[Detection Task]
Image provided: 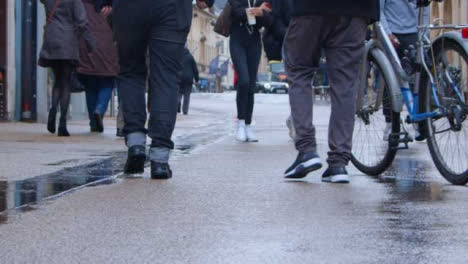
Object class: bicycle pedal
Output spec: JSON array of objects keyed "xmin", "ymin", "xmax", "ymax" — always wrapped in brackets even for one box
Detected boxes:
[{"xmin": 389, "ymin": 132, "xmax": 412, "ymax": 150}]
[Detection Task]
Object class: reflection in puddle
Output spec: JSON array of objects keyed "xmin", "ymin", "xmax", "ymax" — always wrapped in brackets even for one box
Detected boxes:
[
  {"xmin": 0, "ymin": 140, "xmax": 214, "ymax": 224},
  {"xmin": 380, "ymin": 157, "xmax": 444, "ymax": 202},
  {"xmin": 0, "ymin": 153, "xmax": 127, "ymax": 224},
  {"xmin": 376, "ymin": 157, "xmax": 451, "ymax": 259},
  {"xmin": 0, "ymin": 117, "xmax": 230, "ymax": 224}
]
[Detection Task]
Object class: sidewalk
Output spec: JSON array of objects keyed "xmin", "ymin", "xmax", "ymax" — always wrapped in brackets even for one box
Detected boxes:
[
  {"xmin": 0, "ymin": 97, "xmax": 230, "ymax": 182},
  {"xmin": 1, "ymin": 93, "xmax": 464, "ymax": 264}
]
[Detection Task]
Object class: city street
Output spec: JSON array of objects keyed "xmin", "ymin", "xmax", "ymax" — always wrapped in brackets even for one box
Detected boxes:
[{"xmin": 1, "ymin": 93, "xmax": 468, "ymax": 263}]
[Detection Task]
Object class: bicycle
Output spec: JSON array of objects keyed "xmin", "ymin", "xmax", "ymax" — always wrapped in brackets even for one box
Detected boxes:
[{"xmin": 351, "ymin": 0, "xmax": 468, "ymax": 185}]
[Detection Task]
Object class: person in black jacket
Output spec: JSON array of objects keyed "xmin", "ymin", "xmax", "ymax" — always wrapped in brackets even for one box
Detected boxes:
[
  {"xmin": 283, "ymin": 0, "xmax": 379, "ymax": 183},
  {"xmin": 178, "ymin": 48, "xmax": 199, "ymax": 115},
  {"xmin": 262, "ymin": 0, "xmax": 292, "ymax": 61},
  {"xmin": 230, "ymin": 0, "xmax": 272, "ymax": 143},
  {"xmin": 113, "ymin": 0, "xmax": 213, "ymax": 180}
]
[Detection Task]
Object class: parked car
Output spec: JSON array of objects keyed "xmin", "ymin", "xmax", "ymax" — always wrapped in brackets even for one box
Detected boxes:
[
  {"xmin": 256, "ymin": 72, "xmax": 289, "ymax": 94},
  {"xmin": 269, "ymin": 61, "xmax": 288, "ymax": 82}
]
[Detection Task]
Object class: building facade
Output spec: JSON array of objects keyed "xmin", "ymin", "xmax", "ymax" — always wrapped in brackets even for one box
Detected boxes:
[{"xmin": 187, "ymin": 7, "xmax": 231, "ymax": 91}]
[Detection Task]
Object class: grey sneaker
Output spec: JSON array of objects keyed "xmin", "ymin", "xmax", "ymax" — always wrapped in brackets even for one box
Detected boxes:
[
  {"xmin": 322, "ymin": 167, "xmax": 349, "ymax": 184},
  {"xmin": 284, "ymin": 151, "xmax": 322, "ymax": 179}
]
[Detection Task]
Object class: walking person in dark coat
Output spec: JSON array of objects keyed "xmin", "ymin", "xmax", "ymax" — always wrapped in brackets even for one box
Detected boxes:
[
  {"xmin": 112, "ymin": 0, "xmax": 213, "ymax": 179},
  {"xmin": 178, "ymin": 48, "xmax": 199, "ymax": 115},
  {"xmin": 39, "ymin": 0, "xmax": 95, "ymax": 136},
  {"xmin": 283, "ymin": 0, "xmax": 379, "ymax": 183},
  {"xmin": 77, "ymin": 0, "xmax": 119, "ymax": 133},
  {"xmin": 262, "ymin": 0, "xmax": 292, "ymax": 61}
]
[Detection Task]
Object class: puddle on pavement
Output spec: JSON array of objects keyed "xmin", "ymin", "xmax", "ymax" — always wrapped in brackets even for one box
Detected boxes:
[
  {"xmin": 379, "ymin": 157, "xmax": 445, "ymax": 202},
  {"xmin": 0, "ymin": 118, "xmax": 230, "ymax": 224},
  {"xmin": 0, "ymin": 152, "xmax": 127, "ymax": 224},
  {"xmin": 374, "ymin": 157, "xmax": 452, "ymax": 252}
]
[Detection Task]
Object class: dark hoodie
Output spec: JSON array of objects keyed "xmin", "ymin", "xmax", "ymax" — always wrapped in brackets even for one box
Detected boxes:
[
  {"xmin": 292, "ymin": 0, "xmax": 380, "ymax": 22},
  {"xmin": 180, "ymin": 48, "xmax": 199, "ymax": 88}
]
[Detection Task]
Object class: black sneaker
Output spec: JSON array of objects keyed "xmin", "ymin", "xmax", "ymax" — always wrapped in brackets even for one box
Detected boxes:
[
  {"xmin": 284, "ymin": 151, "xmax": 322, "ymax": 179},
  {"xmin": 151, "ymin": 162, "xmax": 172, "ymax": 180},
  {"xmin": 322, "ymin": 167, "xmax": 349, "ymax": 183},
  {"xmin": 124, "ymin": 145, "xmax": 146, "ymax": 174},
  {"xmin": 116, "ymin": 128, "xmax": 124, "ymax": 137}
]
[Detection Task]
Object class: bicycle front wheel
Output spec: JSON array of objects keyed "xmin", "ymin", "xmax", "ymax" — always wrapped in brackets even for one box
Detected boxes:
[
  {"xmin": 421, "ymin": 38, "xmax": 468, "ymax": 185},
  {"xmin": 351, "ymin": 48, "xmax": 400, "ymax": 176}
]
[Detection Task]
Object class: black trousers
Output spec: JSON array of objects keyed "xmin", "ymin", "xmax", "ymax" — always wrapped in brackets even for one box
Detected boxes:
[
  {"xmin": 393, "ymin": 33, "xmax": 418, "ymax": 60},
  {"xmin": 113, "ymin": 0, "xmax": 186, "ymax": 149},
  {"xmin": 178, "ymin": 84, "xmax": 192, "ymax": 114},
  {"xmin": 230, "ymin": 25, "xmax": 262, "ymax": 125}
]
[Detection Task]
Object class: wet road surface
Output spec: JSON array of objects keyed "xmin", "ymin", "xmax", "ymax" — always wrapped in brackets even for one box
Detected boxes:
[{"xmin": 0, "ymin": 94, "xmax": 467, "ymax": 263}]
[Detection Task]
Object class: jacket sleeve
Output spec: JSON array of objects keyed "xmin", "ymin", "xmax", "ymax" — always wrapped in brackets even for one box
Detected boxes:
[
  {"xmin": 204, "ymin": 0, "xmax": 214, "ymax": 7},
  {"xmin": 272, "ymin": 0, "xmax": 289, "ymax": 39},
  {"xmin": 254, "ymin": 0, "xmax": 273, "ymax": 28},
  {"xmin": 230, "ymin": 0, "xmax": 248, "ymax": 24},
  {"xmin": 73, "ymin": 0, "xmax": 96, "ymax": 53},
  {"xmin": 380, "ymin": 0, "xmax": 391, "ymax": 34},
  {"xmin": 192, "ymin": 55, "xmax": 200, "ymax": 83}
]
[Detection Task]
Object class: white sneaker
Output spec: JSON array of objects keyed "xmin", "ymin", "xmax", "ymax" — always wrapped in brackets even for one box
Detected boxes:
[
  {"xmin": 245, "ymin": 125, "xmax": 259, "ymax": 142},
  {"xmin": 286, "ymin": 116, "xmax": 296, "ymax": 140},
  {"xmin": 236, "ymin": 120, "xmax": 247, "ymax": 142},
  {"xmin": 383, "ymin": 122, "xmax": 392, "ymax": 141}
]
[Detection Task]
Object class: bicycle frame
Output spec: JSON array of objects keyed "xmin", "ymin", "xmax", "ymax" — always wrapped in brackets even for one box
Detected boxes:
[{"xmin": 368, "ymin": 4, "xmax": 468, "ymax": 124}]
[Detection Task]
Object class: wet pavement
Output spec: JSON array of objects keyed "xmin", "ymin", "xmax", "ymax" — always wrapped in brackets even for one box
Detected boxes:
[{"xmin": 0, "ymin": 93, "xmax": 467, "ymax": 263}]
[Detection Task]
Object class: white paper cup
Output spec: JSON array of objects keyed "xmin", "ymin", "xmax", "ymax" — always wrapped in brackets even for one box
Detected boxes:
[{"xmin": 246, "ymin": 8, "xmax": 256, "ymax": 26}]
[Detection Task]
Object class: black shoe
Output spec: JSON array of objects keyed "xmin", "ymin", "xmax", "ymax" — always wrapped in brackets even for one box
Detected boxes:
[
  {"xmin": 116, "ymin": 128, "xmax": 124, "ymax": 137},
  {"xmin": 284, "ymin": 151, "xmax": 322, "ymax": 179},
  {"xmin": 124, "ymin": 145, "xmax": 146, "ymax": 174},
  {"xmin": 322, "ymin": 167, "xmax": 349, "ymax": 183},
  {"xmin": 57, "ymin": 118, "xmax": 70, "ymax": 137},
  {"xmin": 93, "ymin": 111, "xmax": 104, "ymax": 133},
  {"xmin": 47, "ymin": 109, "xmax": 57, "ymax": 134},
  {"xmin": 151, "ymin": 162, "xmax": 172, "ymax": 179},
  {"xmin": 90, "ymin": 124, "xmax": 100, "ymax": 132},
  {"xmin": 415, "ymin": 122, "xmax": 428, "ymax": 142}
]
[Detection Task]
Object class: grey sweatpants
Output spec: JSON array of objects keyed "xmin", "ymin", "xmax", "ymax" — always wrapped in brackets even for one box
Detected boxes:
[{"xmin": 284, "ymin": 15, "xmax": 367, "ymax": 167}]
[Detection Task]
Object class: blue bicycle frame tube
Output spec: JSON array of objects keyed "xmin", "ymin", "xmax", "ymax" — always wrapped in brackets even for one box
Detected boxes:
[{"xmin": 402, "ymin": 85, "xmax": 439, "ymax": 123}]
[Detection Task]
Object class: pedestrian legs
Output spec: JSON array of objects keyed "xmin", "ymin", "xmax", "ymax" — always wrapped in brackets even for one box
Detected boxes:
[
  {"xmin": 283, "ymin": 16, "xmax": 367, "ymax": 182},
  {"xmin": 113, "ymin": 0, "xmax": 185, "ymax": 178}
]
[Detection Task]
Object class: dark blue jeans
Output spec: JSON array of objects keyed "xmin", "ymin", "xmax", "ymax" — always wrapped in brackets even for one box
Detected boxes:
[
  {"xmin": 79, "ymin": 75, "xmax": 114, "ymax": 126},
  {"xmin": 113, "ymin": 0, "xmax": 186, "ymax": 149}
]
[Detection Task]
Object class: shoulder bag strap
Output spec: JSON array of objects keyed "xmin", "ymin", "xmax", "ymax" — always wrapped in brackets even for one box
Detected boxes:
[{"xmin": 46, "ymin": 0, "xmax": 60, "ymax": 26}]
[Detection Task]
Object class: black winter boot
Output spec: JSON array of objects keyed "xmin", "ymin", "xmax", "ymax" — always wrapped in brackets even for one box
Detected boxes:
[{"xmin": 47, "ymin": 108, "xmax": 57, "ymax": 134}]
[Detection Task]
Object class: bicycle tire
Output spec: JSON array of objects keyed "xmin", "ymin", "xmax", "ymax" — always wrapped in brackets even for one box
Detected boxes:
[
  {"xmin": 351, "ymin": 48, "xmax": 400, "ymax": 176},
  {"xmin": 420, "ymin": 38, "xmax": 468, "ymax": 185}
]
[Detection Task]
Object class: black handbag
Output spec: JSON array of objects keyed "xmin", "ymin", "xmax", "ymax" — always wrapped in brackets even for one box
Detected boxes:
[
  {"xmin": 214, "ymin": 1, "xmax": 232, "ymax": 37},
  {"xmin": 70, "ymin": 71, "xmax": 85, "ymax": 93}
]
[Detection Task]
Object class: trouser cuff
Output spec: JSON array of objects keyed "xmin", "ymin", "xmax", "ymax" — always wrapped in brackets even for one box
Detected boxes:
[
  {"xmin": 149, "ymin": 147, "xmax": 170, "ymax": 163},
  {"xmin": 126, "ymin": 132, "xmax": 146, "ymax": 148}
]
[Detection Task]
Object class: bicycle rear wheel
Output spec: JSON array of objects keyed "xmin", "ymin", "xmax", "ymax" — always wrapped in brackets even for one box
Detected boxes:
[
  {"xmin": 421, "ymin": 38, "xmax": 468, "ymax": 185},
  {"xmin": 351, "ymin": 48, "xmax": 400, "ymax": 176}
]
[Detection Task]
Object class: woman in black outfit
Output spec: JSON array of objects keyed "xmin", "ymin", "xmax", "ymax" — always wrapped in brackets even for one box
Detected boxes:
[
  {"xmin": 39, "ymin": 0, "xmax": 95, "ymax": 136},
  {"xmin": 230, "ymin": 0, "xmax": 271, "ymax": 142}
]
